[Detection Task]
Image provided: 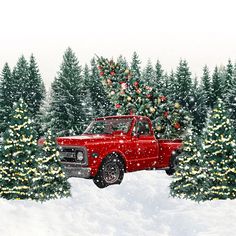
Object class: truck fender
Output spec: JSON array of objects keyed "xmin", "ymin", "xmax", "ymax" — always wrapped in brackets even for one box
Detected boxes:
[{"xmin": 100, "ymin": 151, "xmax": 127, "ymax": 172}]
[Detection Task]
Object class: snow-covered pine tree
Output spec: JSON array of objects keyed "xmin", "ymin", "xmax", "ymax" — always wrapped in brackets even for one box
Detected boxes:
[
  {"xmin": 28, "ymin": 55, "xmax": 46, "ymax": 136},
  {"xmin": 0, "ymin": 99, "xmax": 39, "ymax": 200},
  {"xmin": 154, "ymin": 60, "xmax": 165, "ymax": 95},
  {"xmin": 90, "ymin": 58, "xmax": 114, "ymax": 117},
  {"xmin": 201, "ymin": 65, "xmax": 213, "ymax": 108},
  {"xmin": 82, "ymin": 64, "xmax": 94, "ymax": 127},
  {"xmin": 117, "ymin": 55, "xmax": 128, "ymax": 68},
  {"xmin": 130, "ymin": 52, "xmax": 141, "ymax": 85},
  {"xmin": 201, "ymin": 99, "xmax": 236, "ymax": 200},
  {"xmin": 189, "ymin": 78, "xmax": 207, "ymax": 134},
  {"xmin": 12, "ymin": 56, "xmax": 30, "ymax": 103},
  {"xmin": 225, "ymin": 63, "xmax": 236, "ymax": 124},
  {"xmin": 223, "ymin": 59, "xmax": 233, "ymax": 95},
  {"xmin": 0, "ymin": 63, "xmax": 14, "ymax": 132},
  {"xmin": 142, "ymin": 59, "xmax": 155, "ymax": 87},
  {"xmin": 34, "ymin": 129, "xmax": 71, "ymax": 201},
  {"xmin": 175, "ymin": 59, "xmax": 192, "ymax": 107},
  {"xmin": 27, "ymin": 54, "xmax": 46, "ymax": 115},
  {"xmin": 170, "ymin": 130, "xmax": 206, "ymax": 201},
  {"xmin": 49, "ymin": 48, "xmax": 86, "ymax": 135},
  {"xmin": 165, "ymin": 70, "xmax": 178, "ymax": 101},
  {"xmin": 0, "ymin": 56, "xmax": 45, "ymax": 134},
  {"xmin": 212, "ymin": 66, "xmax": 222, "ymax": 105}
]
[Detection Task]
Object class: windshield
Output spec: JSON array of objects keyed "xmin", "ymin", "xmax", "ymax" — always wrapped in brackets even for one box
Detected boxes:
[{"xmin": 84, "ymin": 118, "xmax": 133, "ymax": 135}]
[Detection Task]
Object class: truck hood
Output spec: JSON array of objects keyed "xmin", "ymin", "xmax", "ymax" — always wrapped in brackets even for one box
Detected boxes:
[{"xmin": 56, "ymin": 134, "xmax": 115, "ymax": 146}]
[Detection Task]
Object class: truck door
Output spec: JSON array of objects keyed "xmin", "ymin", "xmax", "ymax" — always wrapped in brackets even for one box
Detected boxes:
[{"xmin": 131, "ymin": 118, "xmax": 159, "ymax": 170}]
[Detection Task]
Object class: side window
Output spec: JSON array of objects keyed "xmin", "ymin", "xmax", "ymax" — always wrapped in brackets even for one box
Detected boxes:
[{"xmin": 136, "ymin": 120, "xmax": 151, "ymax": 136}]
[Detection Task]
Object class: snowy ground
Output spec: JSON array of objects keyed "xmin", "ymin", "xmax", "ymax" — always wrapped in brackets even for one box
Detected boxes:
[{"xmin": 0, "ymin": 171, "xmax": 235, "ymax": 236}]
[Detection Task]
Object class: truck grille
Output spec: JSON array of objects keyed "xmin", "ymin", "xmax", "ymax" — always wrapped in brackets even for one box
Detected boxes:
[{"xmin": 59, "ymin": 146, "xmax": 88, "ymax": 166}]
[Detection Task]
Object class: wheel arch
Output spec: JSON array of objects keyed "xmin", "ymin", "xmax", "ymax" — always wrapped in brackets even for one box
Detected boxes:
[{"xmin": 101, "ymin": 151, "xmax": 127, "ymax": 172}]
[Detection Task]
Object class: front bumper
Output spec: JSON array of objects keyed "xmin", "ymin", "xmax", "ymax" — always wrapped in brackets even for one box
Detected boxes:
[{"xmin": 63, "ymin": 163, "xmax": 91, "ymax": 178}]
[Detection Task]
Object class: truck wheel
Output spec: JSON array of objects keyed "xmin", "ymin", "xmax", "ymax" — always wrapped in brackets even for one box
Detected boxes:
[
  {"xmin": 93, "ymin": 156, "xmax": 125, "ymax": 188},
  {"xmin": 165, "ymin": 152, "xmax": 180, "ymax": 176}
]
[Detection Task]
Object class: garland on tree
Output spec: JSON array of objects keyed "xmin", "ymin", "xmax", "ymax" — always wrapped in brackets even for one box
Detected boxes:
[
  {"xmin": 0, "ymin": 99, "xmax": 40, "ymax": 200},
  {"xmin": 34, "ymin": 129, "xmax": 71, "ymax": 201},
  {"xmin": 170, "ymin": 130, "xmax": 207, "ymax": 201},
  {"xmin": 200, "ymin": 99, "xmax": 236, "ymax": 200},
  {"xmin": 170, "ymin": 99, "xmax": 236, "ymax": 201},
  {"xmin": 0, "ymin": 99, "xmax": 71, "ymax": 201},
  {"xmin": 96, "ymin": 56, "xmax": 190, "ymax": 138}
]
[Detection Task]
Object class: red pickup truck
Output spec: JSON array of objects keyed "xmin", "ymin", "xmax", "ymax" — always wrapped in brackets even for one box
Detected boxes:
[{"xmin": 55, "ymin": 115, "xmax": 182, "ymax": 188}]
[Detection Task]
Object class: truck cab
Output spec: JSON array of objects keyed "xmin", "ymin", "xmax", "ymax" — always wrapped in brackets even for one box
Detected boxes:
[{"xmin": 55, "ymin": 115, "xmax": 182, "ymax": 188}]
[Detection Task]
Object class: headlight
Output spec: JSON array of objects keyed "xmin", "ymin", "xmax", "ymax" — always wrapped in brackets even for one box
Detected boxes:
[{"xmin": 76, "ymin": 151, "xmax": 84, "ymax": 161}]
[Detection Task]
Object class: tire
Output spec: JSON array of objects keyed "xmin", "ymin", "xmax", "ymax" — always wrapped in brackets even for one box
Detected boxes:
[
  {"xmin": 165, "ymin": 151, "xmax": 180, "ymax": 176},
  {"xmin": 93, "ymin": 155, "xmax": 125, "ymax": 188}
]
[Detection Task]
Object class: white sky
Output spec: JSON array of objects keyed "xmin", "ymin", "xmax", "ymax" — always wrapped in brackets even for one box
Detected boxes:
[{"xmin": 1, "ymin": 0, "xmax": 236, "ymax": 88}]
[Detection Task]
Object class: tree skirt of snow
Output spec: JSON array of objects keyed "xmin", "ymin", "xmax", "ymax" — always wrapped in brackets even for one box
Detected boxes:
[{"xmin": 0, "ymin": 171, "xmax": 235, "ymax": 236}]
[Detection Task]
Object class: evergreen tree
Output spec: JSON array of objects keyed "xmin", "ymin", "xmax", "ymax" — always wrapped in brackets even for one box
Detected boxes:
[
  {"xmin": 27, "ymin": 54, "xmax": 46, "ymax": 115},
  {"xmin": 49, "ymin": 48, "xmax": 86, "ymax": 135},
  {"xmin": 189, "ymin": 79, "xmax": 207, "ymax": 133},
  {"xmin": 225, "ymin": 64, "xmax": 236, "ymax": 124},
  {"xmin": 12, "ymin": 56, "xmax": 30, "ymax": 103},
  {"xmin": 170, "ymin": 130, "xmax": 206, "ymax": 201},
  {"xmin": 34, "ymin": 129, "xmax": 71, "ymax": 201},
  {"xmin": 0, "ymin": 56, "xmax": 45, "ymax": 133},
  {"xmin": 201, "ymin": 65, "xmax": 213, "ymax": 107},
  {"xmin": 130, "ymin": 52, "xmax": 141, "ymax": 84},
  {"xmin": 175, "ymin": 59, "xmax": 192, "ymax": 107},
  {"xmin": 117, "ymin": 55, "xmax": 128, "ymax": 68},
  {"xmin": 90, "ymin": 58, "xmax": 114, "ymax": 117},
  {"xmin": 82, "ymin": 64, "xmax": 94, "ymax": 127},
  {"xmin": 142, "ymin": 59, "xmax": 155, "ymax": 87},
  {"xmin": 0, "ymin": 99, "xmax": 39, "ymax": 200},
  {"xmin": 212, "ymin": 66, "xmax": 222, "ymax": 104},
  {"xmin": 0, "ymin": 63, "xmax": 14, "ymax": 132},
  {"xmin": 154, "ymin": 60, "xmax": 165, "ymax": 94},
  {"xmin": 223, "ymin": 59, "xmax": 233, "ymax": 95},
  {"xmin": 165, "ymin": 70, "xmax": 177, "ymax": 101},
  {"xmin": 201, "ymin": 99, "xmax": 236, "ymax": 200}
]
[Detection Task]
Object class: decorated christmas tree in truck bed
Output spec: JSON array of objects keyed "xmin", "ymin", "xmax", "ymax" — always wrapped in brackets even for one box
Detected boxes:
[{"xmin": 96, "ymin": 56, "xmax": 190, "ymax": 139}]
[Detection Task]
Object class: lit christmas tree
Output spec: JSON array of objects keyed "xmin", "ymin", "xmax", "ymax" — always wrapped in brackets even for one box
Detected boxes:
[
  {"xmin": 0, "ymin": 99, "xmax": 39, "ymax": 200},
  {"xmin": 170, "ymin": 130, "xmax": 207, "ymax": 201},
  {"xmin": 34, "ymin": 129, "xmax": 71, "ymax": 201},
  {"xmin": 200, "ymin": 99, "xmax": 236, "ymax": 200},
  {"xmin": 96, "ymin": 56, "xmax": 190, "ymax": 138}
]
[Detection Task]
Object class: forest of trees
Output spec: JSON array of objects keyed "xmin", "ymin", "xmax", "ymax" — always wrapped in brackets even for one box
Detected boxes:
[{"xmin": 1, "ymin": 47, "xmax": 235, "ymax": 137}]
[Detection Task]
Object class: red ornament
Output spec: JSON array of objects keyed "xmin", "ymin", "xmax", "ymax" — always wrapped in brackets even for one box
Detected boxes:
[
  {"xmin": 174, "ymin": 122, "xmax": 181, "ymax": 129},
  {"xmin": 164, "ymin": 111, "xmax": 168, "ymax": 118},
  {"xmin": 100, "ymin": 71, "xmax": 104, "ymax": 76},
  {"xmin": 146, "ymin": 94, "xmax": 152, "ymax": 99},
  {"xmin": 110, "ymin": 71, "xmax": 115, "ymax": 76},
  {"xmin": 136, "ymin": 89, "xmax": 141, "ymax": 94},
  {"xmin": 115, "ymin": 104, "xmax": 121, "ymax": 109},
  {"xmin": 133, "ymin": 81, "xmax": 139, "ymax": 87},
  {"xmin": 160, "ymin": 96, "xmax": 167, "ymax": 102},
  {"xmin": 98, "ymin": 66, "xmax": 102, "ymax": 70}
]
